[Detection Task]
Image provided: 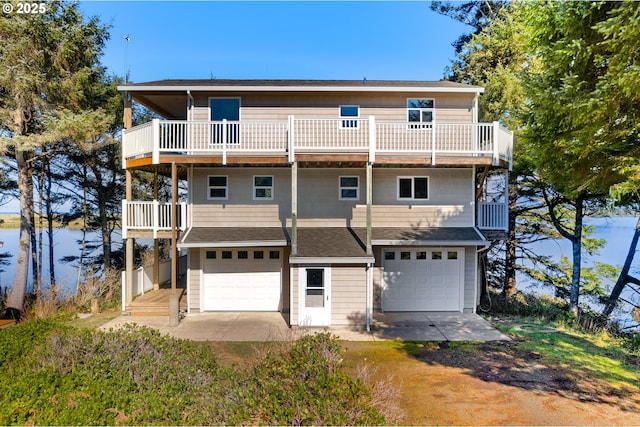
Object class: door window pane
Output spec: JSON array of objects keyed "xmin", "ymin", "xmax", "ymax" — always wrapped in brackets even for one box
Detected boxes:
[{"xmin": 305, "ymin": 269, "xmax": 325, "ymax": 308}]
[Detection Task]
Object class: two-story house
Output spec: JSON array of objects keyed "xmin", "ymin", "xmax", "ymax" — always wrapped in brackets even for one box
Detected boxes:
[{"xmin": 118, "ymin": 79, "xmax": 512, "ymax": 330}]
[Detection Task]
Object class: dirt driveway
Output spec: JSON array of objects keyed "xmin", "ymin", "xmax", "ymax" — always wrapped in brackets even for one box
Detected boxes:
[{"xmin": 343, "ymin": 340, "xmax": 640, "ymax": 426}]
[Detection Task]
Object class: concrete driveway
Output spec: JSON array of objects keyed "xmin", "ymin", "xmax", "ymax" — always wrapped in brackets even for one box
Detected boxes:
[{"xmin": 100, "ymin": 311, "xmax": 509, "ymax": 342}]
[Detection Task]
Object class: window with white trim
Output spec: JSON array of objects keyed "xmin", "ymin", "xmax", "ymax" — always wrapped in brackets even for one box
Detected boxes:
[
  {"xmin": 339, "ymin": 105, "xmax": 359, "ymax": 128},
  {"xmin": 339, "ymin": 176, "xmax": 359, "ymax": 200},
  {"xmin": 398, "ymin": 176, "xmax": 429, "ymax": 200},
  {"xmin": 407, "ymin": 99, "xmax": 434, "ymax": 128},
  {"xmin": 253, "ymin": 176, "xmax": 274, "ymax": 200},
  {"xmin": 208, "ymin": 176, "xmax": 228, "ymax": 200}
]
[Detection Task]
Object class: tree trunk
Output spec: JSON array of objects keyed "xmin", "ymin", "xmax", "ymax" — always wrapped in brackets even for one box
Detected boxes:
[
  {"xmin": 29, "ymin": 170, "xmax": 39, "ymax": 295},
  {"xmin": 569, "ymin": 196, "xmax": 585, "ymax": 317},
  {"xmin": 46, "ymin": 158, "xmax": 56, "ymax": 287},
  {"xmin": 503, "ymin": 172, "xmax": 518, "ymax": 296},
  {"xmin": 6, "ymin": 150, "xmax": 34, "ymax": 315},
  {"xmin": 602, "ymin": 217, "xmax": 640, "ymax": 317}
]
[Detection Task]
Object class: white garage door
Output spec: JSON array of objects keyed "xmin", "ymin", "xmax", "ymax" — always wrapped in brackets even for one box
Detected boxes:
[
  {"xmin": 203, "ymin": 248, "xmax": 282, "ymax": 311},
  {"xmin": 382, "ymin": 248, "xmax": 464, "ymax": 312}
]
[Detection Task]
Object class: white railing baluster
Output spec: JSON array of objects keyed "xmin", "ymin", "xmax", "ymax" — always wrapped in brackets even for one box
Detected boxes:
[{"xmin": 122, "ymin": 119, "xmax": 511, "ymax": 169}]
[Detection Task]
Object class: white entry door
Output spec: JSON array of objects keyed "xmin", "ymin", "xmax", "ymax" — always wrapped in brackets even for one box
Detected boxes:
[{"xmin": 298, "ymin": 267, "xmax": 331, "ymax": 326}]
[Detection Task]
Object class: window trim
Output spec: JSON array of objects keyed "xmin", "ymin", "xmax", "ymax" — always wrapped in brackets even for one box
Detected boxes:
[
  {"xmin": 339, "ymin": 105, "xmax": 360, "ymax": 129},
  {"xmin": 253, "ymin": 175, "xmax": 274, "ymax": 200},
  {"xmin": 207, "ymin": 175, "xmax": 229, "ymax": 200},
  {"xmin": 397, "ymin": 176, "xmax": 429, "ymax": 201},
  {"xmin": 407, "ymin": 98, "xmax": 435, "ymax": 127},
  {"xmin": 338, "ymin": 175, "xmax": 360, "ymax": 200}
]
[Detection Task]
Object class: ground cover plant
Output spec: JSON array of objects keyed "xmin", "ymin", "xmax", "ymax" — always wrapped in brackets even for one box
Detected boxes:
[{"xmin": 0, "ymin": 321, "xmax": 385, "ymax": 426}]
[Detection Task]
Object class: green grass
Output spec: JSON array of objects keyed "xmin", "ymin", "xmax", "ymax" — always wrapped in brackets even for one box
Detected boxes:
[{"xmin": 495, "ymin": 320, "xmax": 639, "ymax": 389}]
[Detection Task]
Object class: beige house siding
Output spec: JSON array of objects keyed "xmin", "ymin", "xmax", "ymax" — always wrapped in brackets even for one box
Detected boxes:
[
  {"xmin": 297, "ymin": 168, "xmax": 363, "ymax": 226},
  {"xmin": 290, "ymin": 266, "xmax": 299, "ymax": 325},
  {"xmin": 190, "ymin": 167, "xmax": 473, "ymax": 228},
  {"xmin": 190, "ymin": 167, "xmax": 291, "ymax": 227},
  {"xmin": 188, "ymin": 248, "xmax": 201, "ymax": 313},
  {"xmin": 191, "ymin": 92, "xmax": 474, "ymax": 123},
  {"xmin": 351, "ymin": 168, "xmax": 474, "ymax": 228},
  {"xmin": 463, "ymin": 247, "xmax": 477, "ymax": 313},
  {"xmin": 330, "ymin": 265, "xmax": 367, "ymax": 327}
]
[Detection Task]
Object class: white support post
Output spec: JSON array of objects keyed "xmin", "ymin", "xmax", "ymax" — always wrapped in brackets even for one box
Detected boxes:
[
  {"xmin": 152, "ymin": 199, "xmax": 159, "ymax": 239},
  {"xmin": 291, "ymin": 161, "xmax": 298, "ymax": 255},
  {"xmin": 151, "ymin": 118, "xmax": 160, "ymax": 164},
  {"xmin": 121, "ymin": 271, "xmax": 126, "ymax": 312},
  {"xmin": 368, "ymin": 115, "xmax": 376, "ymax": 163},
  {"xmin": 222, "ymin": 119, "xmax": 227, "ymax": 165},
  {"xmin": 493, "ymin": 121, "xmax": 500, "ymax": 166},
  {"xmin": 288, "ymin": 115, "xmax": 295, "ymax": 163},
  {"xmin": 366, "ymin": 162, "xmax": 372, "ymax": 255},
  {"xmin": 431, "ymin": 121, "xmax": 437, "ymax": 165},
  {"xmin": 121, "ymin": 199, "xmax": 128, "ymax": 239}
]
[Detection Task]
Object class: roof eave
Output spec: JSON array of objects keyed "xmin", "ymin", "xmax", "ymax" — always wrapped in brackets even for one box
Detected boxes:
[{"xmin": 118, "ymin": 84, "xmax": 484, "ymax": 94}]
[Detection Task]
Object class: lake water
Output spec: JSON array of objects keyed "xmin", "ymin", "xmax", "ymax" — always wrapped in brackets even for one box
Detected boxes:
[
  {"xmin": 0, "ymin": 218, "xmax": 639, "ymax": 325},
  {"xmin": 0, "ymin": 228, "xmax": 122, "ymax": 297}
]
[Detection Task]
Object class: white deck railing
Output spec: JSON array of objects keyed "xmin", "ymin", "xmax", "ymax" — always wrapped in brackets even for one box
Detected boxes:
[
  {"xmin": 122, "ymin": 117, "xmax": 513, "ymax": 168},
  {"xmin": 477, "ymin": 201, "xmax": 508, "ymax": 231},
  {"xmin": 121, "ymin": 200, "xmax": 188, "ymax": 238}
]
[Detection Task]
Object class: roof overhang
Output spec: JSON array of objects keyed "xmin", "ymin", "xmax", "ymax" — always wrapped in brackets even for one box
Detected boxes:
[{"xmin": 118, "ymin": 79, "xmax": 484, "ymax": 94}]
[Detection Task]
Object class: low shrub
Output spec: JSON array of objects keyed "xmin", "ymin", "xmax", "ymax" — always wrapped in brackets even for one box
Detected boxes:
[
  {"xmin": 219, "ymin": 332, "xmax": 385, "ymax": 426},
  {"xmin": 0, "ymin": 323, "xmax": 385, "ymax": 426}
]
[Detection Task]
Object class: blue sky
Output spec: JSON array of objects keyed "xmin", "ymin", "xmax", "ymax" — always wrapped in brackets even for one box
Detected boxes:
[{"xmin": 78, "ymin": 1, "xmax": 471, "ymax": 83}]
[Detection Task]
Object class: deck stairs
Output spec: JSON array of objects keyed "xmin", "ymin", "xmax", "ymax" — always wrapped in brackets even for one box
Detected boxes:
[{"xmin": 127, "ymin": 288, "xmax": 187, "ymax": 316}]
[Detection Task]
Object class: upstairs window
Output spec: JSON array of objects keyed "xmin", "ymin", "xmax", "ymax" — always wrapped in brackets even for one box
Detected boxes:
[
  {"xmin": 407, "ymin": 99, "xmax": 434, "ymax": 128},
  {"xmin": 208, "ymin": 176, "xmax": 228, "ymax": 200},
  {"xmin": 339, "ymin": 176, "xmax": 359, "ymax": 200},
  {"xmin": 339, "ymin": 105, "xmax": 359, "ymax": 128},
  {"xmin": 398, "ymin": 176, "xmax": 429, "ymax": 200},
  {"xmin": 253, "ymin": 176, "xmax": 274, "ymax": 200}
]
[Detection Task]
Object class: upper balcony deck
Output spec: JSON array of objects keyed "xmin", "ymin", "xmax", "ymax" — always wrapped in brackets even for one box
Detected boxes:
[{"xmin": 122, "ymin": 117, "xmax": 513, "ymax": 169}]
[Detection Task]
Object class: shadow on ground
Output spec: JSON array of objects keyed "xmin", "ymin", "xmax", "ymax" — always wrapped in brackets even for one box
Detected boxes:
[{"xmin": 399, "ymin": 332, "xmax": 640, "ymax": 413}]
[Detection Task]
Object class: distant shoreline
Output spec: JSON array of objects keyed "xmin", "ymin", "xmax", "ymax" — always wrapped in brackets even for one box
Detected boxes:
[{"xmin": 0, "ymin": 214, "xmax": 83, "ymax": 230}]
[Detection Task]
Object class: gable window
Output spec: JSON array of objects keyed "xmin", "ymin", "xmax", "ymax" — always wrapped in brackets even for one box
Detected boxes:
[
  {"xmin": 254, "ymin": 176, "xmax": 274, "ymax": 200},
  {"xmin": 398, "ymin": 177, "xmax": 429, "ymax": 200},
  {"xmin": 407, "ymin": 99, "xmax": 434, "ymax": 128},
  {"xmin": 339, "ymin": 176, "xmax": 359, "ymax": 200},
  {"xmin": 339, "ymin": 105, "xmax": 359, "ymax": 128},
  {"xmin": 208, "ymin": 176, "xmax": 228, "ymax": 200}
]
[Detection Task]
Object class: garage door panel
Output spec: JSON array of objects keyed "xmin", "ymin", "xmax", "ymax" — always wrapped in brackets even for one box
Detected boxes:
[
  {"xmin": 382, "ymin": 248, "xmax": 463, "ymax": 312},
  {"xmin": 203, "ymin": 249, "xmax": 282, "ymax": 311}
]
